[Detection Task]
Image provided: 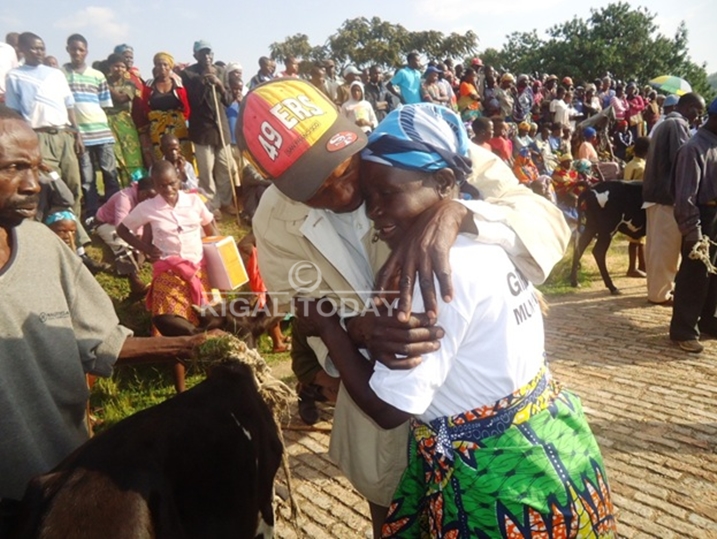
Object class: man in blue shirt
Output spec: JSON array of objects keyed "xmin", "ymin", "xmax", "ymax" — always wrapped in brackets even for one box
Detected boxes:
[{"xmin": 388, "ymin": 51, "xmax": 422, "ymax": 105}]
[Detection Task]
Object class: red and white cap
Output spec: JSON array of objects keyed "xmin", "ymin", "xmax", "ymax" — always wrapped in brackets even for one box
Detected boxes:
[{"xmin": 237, "ymin": 79, "xmax": 367, "ymax": 202}]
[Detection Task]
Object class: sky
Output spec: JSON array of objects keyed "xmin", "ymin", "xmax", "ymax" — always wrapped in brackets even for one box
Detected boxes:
[{"xmin": 2, "ymin": 0, "xmax": 715, "ymax": 80}]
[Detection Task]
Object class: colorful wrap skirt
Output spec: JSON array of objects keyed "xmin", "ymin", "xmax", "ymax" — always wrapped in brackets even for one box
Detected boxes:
[
  {"xmin": 147, "ymin": 266, "xmax": 210, "ymax": 335},
  {"xmin": 107, "ymin": 110, "xmax": 144, "ymax": 186},
  {"xmin": 147, "ymin": 109, "xmax": 194, "ymax": 163},
  {"xmin": 382, "ymin": 367, "xmax": 617, "ymax": 538}
]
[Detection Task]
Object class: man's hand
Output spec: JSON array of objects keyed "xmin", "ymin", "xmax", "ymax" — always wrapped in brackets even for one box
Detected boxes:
[
  {"xmin": 204, "ymin": 74, "xmax": 222, "ymax": 87},
  {"xmin": 346, "ymin": 311, "xmax": 444, "ymax": 370},
  {"xmin": 73, "ymin": 133, "xmax": 85, "ymax": 156},
  {"xmin": 293, "ymin": 297, "xmax": 336, "ymax": 337},
  {"xmin": 374, "ymin": 199, "xmax": 472, "ymax": 322}
]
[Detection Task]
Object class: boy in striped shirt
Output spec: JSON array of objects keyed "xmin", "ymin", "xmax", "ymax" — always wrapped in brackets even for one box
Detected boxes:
[{"xmin": 63, "ymin": 34, "xmax": 120, "ymax": 218}]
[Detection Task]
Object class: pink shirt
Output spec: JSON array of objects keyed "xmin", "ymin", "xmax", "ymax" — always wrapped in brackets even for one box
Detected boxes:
[
  {"xmin": 121, "ymin": 190, "xmax": 213, "ymax": 264},
  {"xmin": 96, "ymin": 184, "xmax": 139, "ymax": 226},
  {"xmin": 577, "ymin": 141, "xmax": 598, "ymax": 161}
]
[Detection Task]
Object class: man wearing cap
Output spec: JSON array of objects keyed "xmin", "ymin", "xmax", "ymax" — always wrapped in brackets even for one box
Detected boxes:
[
  {"xmin": 651, "ymin": 94, "xmax": 679, "ymax": 133},
  {"xmin": 238, "ymin": 79, "xmax": 570, "ymax": 536},
  {"xmin": 181, "ymin": 40, "xmax": 237, "ymax": 216},
  {"xmin": 248, "ymin": 56, "xmax": 275, "ymax": 90},
  {"xmin": 421, "ymin": 65, "xmax": 449, "ymax": 107},
  {"xmin": 643, "ymin": 92, "xmax": 705, "ymax": 305},
  {"xmin": 669, "ymin": 98, "xmax": 717, "ymax": 353},
  {"xmin": 336, "ymin": 65, "xmax": 362, "ymax": 106},
  {"xmin": 388, "ymin": 51, "xmax": 422, "ymax": 105}
]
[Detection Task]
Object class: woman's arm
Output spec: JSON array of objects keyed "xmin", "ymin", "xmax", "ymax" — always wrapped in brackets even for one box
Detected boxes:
[
  {"xmin": 117, "ymin": 222, "xmax": 161, "ymax": 261},
  {"xmin": 299, "ymin": 302, "xmax": 410, "ymax": 429},
  {"xmin": 202, "ymin": 220, "xmax": 219, "ymax": 237}
]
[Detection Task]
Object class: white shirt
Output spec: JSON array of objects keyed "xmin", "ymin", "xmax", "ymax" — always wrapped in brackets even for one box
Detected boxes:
[
  {"xmin": 121, "ymin": 191, "xmax": 214, "ymax": 264},
  {"xmin": 370, "ymin": 238, "xmax": 546, "ymax": 422},
  {"xmin": 0, "ymin": 43, "xmax": 18, "ymax": 98}
]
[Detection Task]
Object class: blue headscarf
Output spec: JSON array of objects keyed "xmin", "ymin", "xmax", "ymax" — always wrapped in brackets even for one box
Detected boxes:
[
  {"xmin": 44, "ymin": 210, "xmax": 76, "ymax": 226},
  {"xmin": 113, "ymin": 44, "xmax": 133, "ymax": 54},
  {"xmin": 361, "ymin": 103, "xmax": 473, "ymax": 185}
]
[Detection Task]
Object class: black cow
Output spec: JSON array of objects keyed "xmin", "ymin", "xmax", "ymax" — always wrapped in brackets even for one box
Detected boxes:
[
  {"xmin": 8, "ymin": 361, "xmax": 282, "ymax": 539},
  {"xmin": 570, "ymin": 180, "xmax": 646, "ymax": 294}
]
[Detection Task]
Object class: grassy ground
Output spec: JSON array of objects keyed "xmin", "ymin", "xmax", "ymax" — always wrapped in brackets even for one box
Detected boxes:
[
  {"xmin": 88, "ymin": 214, "xmax": 293, "ymax": 432},
  {"xmin": 88, "ymin": 218, "xmax": 633, "ymax": 432}
]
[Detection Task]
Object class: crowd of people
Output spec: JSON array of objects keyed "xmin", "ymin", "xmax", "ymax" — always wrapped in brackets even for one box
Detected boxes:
[{"xmin": 1, "ymin": 25, "xmax": 716, "ymax": 539}]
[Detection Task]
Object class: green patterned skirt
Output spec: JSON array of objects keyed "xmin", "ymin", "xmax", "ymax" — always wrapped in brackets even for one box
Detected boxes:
[
  {"xmin": 107, "ymin": 110, "xmax": 144, "ymax": 186},
  {"xmin": 382, "ymin": 367, "xmax": 617, "ymax": 538}
]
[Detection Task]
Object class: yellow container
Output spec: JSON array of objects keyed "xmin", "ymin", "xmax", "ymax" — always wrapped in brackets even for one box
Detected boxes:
[{"xmin": 202, "ymin": 236, "xmax": 248, "ymax": 290}]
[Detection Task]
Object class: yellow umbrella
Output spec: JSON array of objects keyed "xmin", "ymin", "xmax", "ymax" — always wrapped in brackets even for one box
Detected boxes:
[{"xmin": 648, "ymin": 75, "xmax": 692, "ymax": 96}]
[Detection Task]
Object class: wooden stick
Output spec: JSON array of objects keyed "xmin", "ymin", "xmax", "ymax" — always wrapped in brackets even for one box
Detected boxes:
[{"xmin": 282, "ymin": 424, "xmax": 333, "ymax": 433}]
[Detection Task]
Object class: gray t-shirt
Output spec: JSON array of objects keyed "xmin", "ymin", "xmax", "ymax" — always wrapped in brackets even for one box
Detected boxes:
[{"xmin": 0, "ymin": 220, "xmax": 131, "ymax": 499}]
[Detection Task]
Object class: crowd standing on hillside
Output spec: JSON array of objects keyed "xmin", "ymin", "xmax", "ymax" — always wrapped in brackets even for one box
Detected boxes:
[{"xmin": 0, "ymin": 26, "xmax": 716, "ymax": 539}]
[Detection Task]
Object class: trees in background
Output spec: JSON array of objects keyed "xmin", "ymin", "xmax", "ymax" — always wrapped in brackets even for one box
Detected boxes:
[
  {"xmin": 269, "ymin": 4, "xmax": 712, "ymax": 99},
  {"xmin": 269, "ymin": 17, "xmax": 478, "ymax": 73},
  {"xmin": 480, "ymin": 3, "xmax": 712, "ymax": 98}
]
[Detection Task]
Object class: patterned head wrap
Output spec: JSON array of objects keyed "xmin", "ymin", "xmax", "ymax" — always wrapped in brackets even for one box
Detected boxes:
[
  {"xmin": 114, "ymin": 44, "xmax": 133, "ymax": 54},
  {"xmin": 574, "ymin": 159, "xmax": 593, "ymax": 175},
  {"xmin": 153, "ymin": 52, "xmax": 175, "ymax": 69},
  {"xmin": 361, "ymin": 103, "xmax": 473, "ymax": 184},
  {"xmin": 45, "ymin": 210, "xmax": 76, "ymax": 226}
]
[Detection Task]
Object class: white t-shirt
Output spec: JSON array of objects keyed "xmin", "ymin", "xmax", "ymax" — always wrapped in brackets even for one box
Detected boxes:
[
  {"xmin": 369, "ymin": 238, "xmax": 545, "ymax": 422},
  {"xmin": 552, "ymin": 99, "xmax": 571, "ymax": 127}
]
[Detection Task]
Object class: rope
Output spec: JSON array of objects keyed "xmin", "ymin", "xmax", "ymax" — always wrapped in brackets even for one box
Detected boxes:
[
  {"xmin": 193, "ymin": 335, "xmax": 301, "ymax": 532},
  {"xmin": 688, "ymin": 236, "xmax": 717, "ymax": 274}
]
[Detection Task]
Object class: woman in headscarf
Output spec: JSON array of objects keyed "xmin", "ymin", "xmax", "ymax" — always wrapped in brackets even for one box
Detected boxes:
[
  {"xmin": 105, "ymin": 53, "xmax": 145, "ymax": 185},
  {"xmin": 113, "ymin": 43, "xmax": 143, "ymax": 90},
  {"xmin": 339, "ymin": 81, "xmax": 378, "ymax": 133},
  {"xmin": 133, "ymin": 52, "xmax": 193, "ymax": 168},
  {"xmin": 298, "ymin": 103, "xmax": 616, "ymax": 539},
  {"xmin": 512, "ymin": 146, "xmax": 540, "ymax": 185}
]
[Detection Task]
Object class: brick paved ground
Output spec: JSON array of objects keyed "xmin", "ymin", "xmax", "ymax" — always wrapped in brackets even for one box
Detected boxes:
[{"xmin": 271, "ymin": 274, "xmax": 717, "ymax": 538}]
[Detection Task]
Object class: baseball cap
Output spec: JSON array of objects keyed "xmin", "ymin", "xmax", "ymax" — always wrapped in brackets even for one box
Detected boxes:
[
  {"xmin": 237, "ymin": 79, "xmax": 367, "ymax": 202},
  {"xmin": 664, "ymin": 94, "xmax": 679, "ymax": 107},
  {"xmin": 193, "ymin": 40, "xmax": 212, "ymax": 53},
  {"xmin": 425, "ymin": 65, "xmax": 443, "ymax": 75},
  {"xmin": 343, "ymin": 65, "xmax": 362, "ymax": 77},
  {"xmin": 471, "ymin": 57, "xmax": 483, "ymax": 67}
]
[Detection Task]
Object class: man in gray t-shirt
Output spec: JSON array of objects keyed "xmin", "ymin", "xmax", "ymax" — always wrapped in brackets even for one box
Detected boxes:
[{"xmin": 0, "ymin": 107, "xmax": 207, "ymax": 501}]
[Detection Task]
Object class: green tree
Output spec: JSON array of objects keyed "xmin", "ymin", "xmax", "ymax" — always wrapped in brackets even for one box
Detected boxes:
[
  {"xmin": 482, "ymin": 2, "xmax": 712, "ymax": 98},
  {"xmin": 269, "ymin": 17, "xmax": 479, "ymax": 73}
]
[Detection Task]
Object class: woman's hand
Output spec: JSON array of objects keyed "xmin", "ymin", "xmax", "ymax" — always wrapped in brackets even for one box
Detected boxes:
[
  {"xmin": 374, "ymin": 199, "xmax": 471, "ymax": 322},
  {"xmin": 145, "ymin": 244, "xmax": 163, "ymax": 263}
]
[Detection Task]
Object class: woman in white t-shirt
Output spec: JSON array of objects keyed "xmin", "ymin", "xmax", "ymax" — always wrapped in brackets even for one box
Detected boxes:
[{"xmin": 299, "ymin": 104, "xmax": 616, "ymax": 538}]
